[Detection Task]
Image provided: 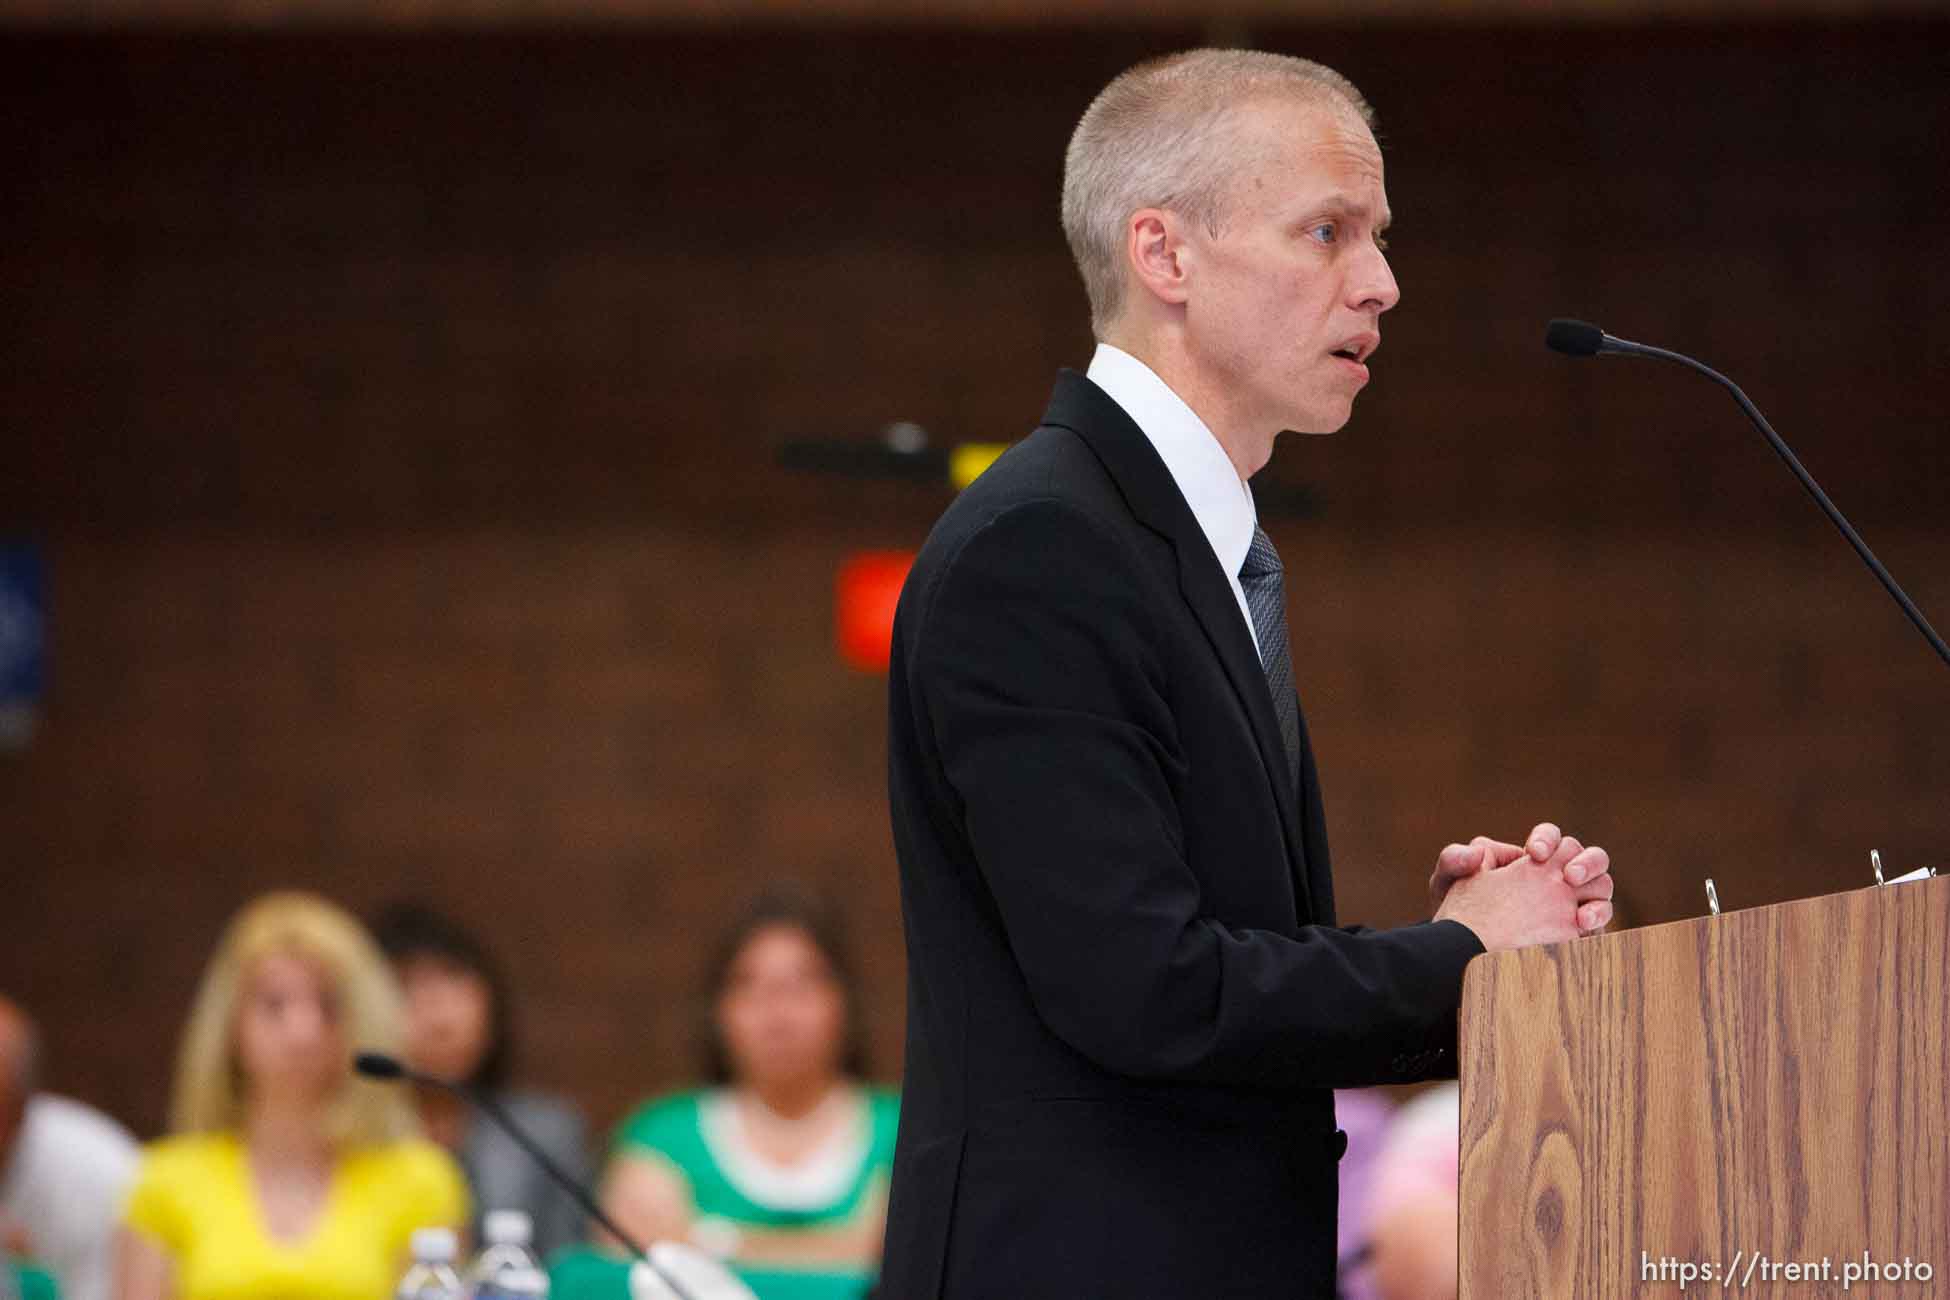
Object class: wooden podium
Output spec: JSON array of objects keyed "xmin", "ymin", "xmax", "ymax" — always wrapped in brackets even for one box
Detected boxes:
[{"xmin": 1458, "ymin": 876, "xmax": 1950, "ymax": 1297}]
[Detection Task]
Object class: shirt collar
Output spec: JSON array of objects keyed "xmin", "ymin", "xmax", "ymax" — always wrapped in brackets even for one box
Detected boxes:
[{"xmin": 1084, "ymin": 343, "xmax": 1257, "ymax": 581}]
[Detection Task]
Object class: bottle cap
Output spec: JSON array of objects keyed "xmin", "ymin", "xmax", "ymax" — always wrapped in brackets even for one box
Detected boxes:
[
  {"xmin": 410, "ymin": 1227, "xmax": 458, "ymax": 1263},
  {"xmin": 497, "ymin": 1266, "xmax": 549, "ymax": 1297},
  {"xmin": 483, "ymin": 1210, "xmax": 533, "ymax": 1247}
]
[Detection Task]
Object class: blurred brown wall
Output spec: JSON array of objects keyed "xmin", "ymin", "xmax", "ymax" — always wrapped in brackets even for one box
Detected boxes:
[{"xmin": 3, "ymin": 22, "xmax": 1947, "ymax": 1140}]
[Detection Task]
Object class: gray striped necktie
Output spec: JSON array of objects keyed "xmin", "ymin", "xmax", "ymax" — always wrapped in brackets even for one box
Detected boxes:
[{"xmin": 1239, "ymin": 524, "xmax": 1301, "ymax": 784}]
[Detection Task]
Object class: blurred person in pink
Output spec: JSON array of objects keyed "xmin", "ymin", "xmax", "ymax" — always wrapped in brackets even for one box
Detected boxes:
[
  {"xmin": 1330, "ymin": 1088, "xmax": 1394, "ymax": 1300},
  {"xmin": 1364, "ymin": 1082, "xmax": 1460, "ymax": 1300}
]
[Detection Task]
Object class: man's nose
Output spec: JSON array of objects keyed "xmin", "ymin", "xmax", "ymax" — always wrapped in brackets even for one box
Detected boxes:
[{"xmin": 1353, "ymin": 246, "xmax": 1400, "ymax": 314}]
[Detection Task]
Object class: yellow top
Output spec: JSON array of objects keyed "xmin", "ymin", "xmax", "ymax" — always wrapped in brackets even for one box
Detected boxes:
[{"xmin": 123, "ymin": 1132, "xmax": 468, "ymax": 1300}]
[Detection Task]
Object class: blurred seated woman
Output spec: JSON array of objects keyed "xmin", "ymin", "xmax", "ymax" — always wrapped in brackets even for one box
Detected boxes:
[
  {"xmin": 372, "ymin": 903, "xmax": 591, "ymax": 1261},
  {"xmin": 1365, "ymin": 1082, "xmax": 1460, "ymax": 1300},
  {"xmin": 113, "ymin": 893, "xmax": 466, "ymax": 1300},
  {"xmin": 558, "ymin": 888, "xmax": 897, "ymax": 1300}
]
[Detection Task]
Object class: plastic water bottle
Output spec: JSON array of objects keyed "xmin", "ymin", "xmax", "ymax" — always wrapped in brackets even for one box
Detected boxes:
[
  {"xmin": 397, "ymin": 1228, "xmax": 465, "ymax": 1300},
  {"xmin": 484, "ymin": 1266, "xmax": 549, "ymax": 1300},
  {"xmin": 468, "ymin": 1210, "xmax": 545, "ymax": 1300}
]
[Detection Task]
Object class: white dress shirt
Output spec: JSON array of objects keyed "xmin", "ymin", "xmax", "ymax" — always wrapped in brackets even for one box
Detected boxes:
[
  {"xmin": 0, "ymin": 1095, "xmax": 139, "ymax": 1300},
  {"xmin": 1084, "ymin": 343, "xmax": 1263, "ymax": 659}
]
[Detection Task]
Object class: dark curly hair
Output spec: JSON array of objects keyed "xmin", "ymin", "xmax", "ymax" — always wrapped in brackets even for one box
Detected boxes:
[
  {"xmin": 370, "ymin": 902, "xmax": 516, "ymax": 1093},
  {"xmin": 699, "ymin": 884, "xmax": 870, "ymax": 1086}
]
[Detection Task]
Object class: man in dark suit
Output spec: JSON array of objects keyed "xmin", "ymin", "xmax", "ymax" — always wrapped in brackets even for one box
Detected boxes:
[{"xmin": 880, "ymin": 50, "xmax": 1615, "ymax": 1298}]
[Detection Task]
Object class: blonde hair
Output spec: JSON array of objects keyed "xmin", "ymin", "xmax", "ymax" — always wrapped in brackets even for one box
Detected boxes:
[
  {"xmin": 1061, "ymin": 48, "xmax": 1375, "ymax": 338},
  {"xmin": 170, "ymin": 891, "xmax": 417, "ymax": 1146}
]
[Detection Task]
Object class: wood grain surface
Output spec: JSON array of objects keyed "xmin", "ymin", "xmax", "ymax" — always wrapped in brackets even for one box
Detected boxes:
[{"xmin": 1460, "ymin": 877, "xmax": 1950, "ymax": 1298}]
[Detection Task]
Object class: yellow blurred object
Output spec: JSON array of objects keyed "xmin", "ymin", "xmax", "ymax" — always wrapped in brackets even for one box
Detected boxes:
[{"xmin": 950, "ymin": 443, "xmax": 1009, "ymax": 490}]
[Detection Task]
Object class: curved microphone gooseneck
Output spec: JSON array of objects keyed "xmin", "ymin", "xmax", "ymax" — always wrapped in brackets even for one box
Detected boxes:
[{"xmin": 1545, "ymin": 318, "xmax": 1950, "ymax": 670}]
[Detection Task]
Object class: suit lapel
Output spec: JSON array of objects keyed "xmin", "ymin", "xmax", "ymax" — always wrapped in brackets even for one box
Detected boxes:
[
  {"xmin": 1293, "ymin": 701, "xmax": 1337, "ymax": 926},
  {"xmin": 1039, "ymin": 370, "xmax": 1316, "ymax": 921}
]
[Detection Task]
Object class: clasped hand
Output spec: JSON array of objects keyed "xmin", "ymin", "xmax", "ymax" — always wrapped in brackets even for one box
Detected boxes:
[{"xmin": 1428, "ymin": 822, "xmax": 1614, "ymax": 952}]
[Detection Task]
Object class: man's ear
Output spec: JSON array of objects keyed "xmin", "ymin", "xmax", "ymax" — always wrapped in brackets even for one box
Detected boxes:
[{"xmin": 1125, "ymin": 208, "xmax": 1192, "ymax": 310}]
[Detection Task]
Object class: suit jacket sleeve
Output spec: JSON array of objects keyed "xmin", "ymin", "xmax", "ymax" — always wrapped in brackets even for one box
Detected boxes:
[{"xmin": 910, "ymin": 496, "xmax": 1483, "ymax": 1089}]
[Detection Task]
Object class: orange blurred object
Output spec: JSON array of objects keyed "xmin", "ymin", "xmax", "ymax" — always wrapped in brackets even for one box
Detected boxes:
[{"xmin": 836, "ymin": 550, "xmax": 915, "ymax": 673}]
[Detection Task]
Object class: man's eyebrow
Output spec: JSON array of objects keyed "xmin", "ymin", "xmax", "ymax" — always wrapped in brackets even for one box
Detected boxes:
[{"xmin": 1298, "ymin": 195, "xmax": 1390, "ymax": 230}]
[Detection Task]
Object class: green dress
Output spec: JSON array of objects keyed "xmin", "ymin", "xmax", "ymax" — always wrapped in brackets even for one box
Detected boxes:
[
  {"xmin": 11, "ymin": 1263, "xmax": 59, "ymax": 1300},
  {"xmin": 550, "ymin": 1087, "xmax": 899, "ymax": 1300}
]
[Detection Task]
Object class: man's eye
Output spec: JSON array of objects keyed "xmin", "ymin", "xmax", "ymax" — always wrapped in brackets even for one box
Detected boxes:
[{"xmin": 1310, "ymin": 223, "xmax": 1338, "ymax": 245}]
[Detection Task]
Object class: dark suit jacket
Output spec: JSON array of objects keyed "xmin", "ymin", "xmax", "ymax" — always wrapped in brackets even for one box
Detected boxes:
[{"xmin": 879, "ymin": 371, "xmax": 1485, "ymax": 1299}]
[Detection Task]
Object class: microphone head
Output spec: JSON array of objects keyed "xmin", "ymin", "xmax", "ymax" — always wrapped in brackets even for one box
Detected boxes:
[
  {"xmin": 1545, "ymin": 318, "xmax": 1606, "ymax": 357},
  {"xmin": 353, "ymin": 1051, "xmax": 406, "ymax": 1081}
]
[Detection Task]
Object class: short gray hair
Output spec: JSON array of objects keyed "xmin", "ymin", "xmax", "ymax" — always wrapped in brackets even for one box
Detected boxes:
[{"xmin": 1060, "ymin": 49, "xmax": 1375, "ymax": 338}]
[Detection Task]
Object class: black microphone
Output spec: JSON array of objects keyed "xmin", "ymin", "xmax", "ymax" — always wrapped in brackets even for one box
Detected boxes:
[
  {"xmin": 1543, "ymin": 318, "xmax": 1608, "ymax": 358},
  {"xmin": 1545, "ymin": 318, "xmax": 1950, "ymax": 670},
  {"xmin": 353, "ymin": 1051, "xmax": 700, "ymax": 1300}
]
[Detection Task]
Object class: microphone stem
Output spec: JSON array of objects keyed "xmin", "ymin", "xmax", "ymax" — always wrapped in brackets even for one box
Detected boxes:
[
  {"xmin": 431, "ymin": 1077, "xmax": 701, "ymax": 1300},
  {"xmin": 468, "ymin": 1089, "xmax": 652, "ymax": 1263},
  {"xmin": 356, "ymin": 1054, "xmax": 704, "ymax": 1300},
  {"xmin": 1617, "ymin": 339, "xmax": 1950, "ymax": 670}
]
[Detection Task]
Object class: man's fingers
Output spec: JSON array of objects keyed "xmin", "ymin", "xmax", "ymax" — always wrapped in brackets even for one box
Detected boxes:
[
  {"xmin": 1545, "ymin": 835, "xmax": 1584, "ymax": 872},
  {"xmin": 1526, "ymin": 822, "xmax": 1562, "ymax": 862},
  {"xmin": 1574, "ymin": 871, "xmax": 1615, "ymax": 903},
  {"xmin": 1435, "ymin": 835, "xmax": 1526, "ymax": 880},
  {"xmin": 1472, "ymin": 835, "xmax": 1528, "ymax": 869},
  {"xmin": 1432, "ymin": 833, "xmax": 1544, "ymax": 908},
  {"xmin": 1430, "ymin": 843, "xmax": 1483, "ymax": 907},
  {"xmin": 1564, "ymin": 845, "xmax": 1610, "ymax": 889},
  {"xmin": 1578, "ymin": 900, "xmax": 1613, "ymax": 933}
]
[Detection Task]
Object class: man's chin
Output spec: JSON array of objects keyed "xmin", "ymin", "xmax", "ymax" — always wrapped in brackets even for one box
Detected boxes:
[{"xmin": 1280, "ymin": 412, "xmax": 1354, "ymax": 437}]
